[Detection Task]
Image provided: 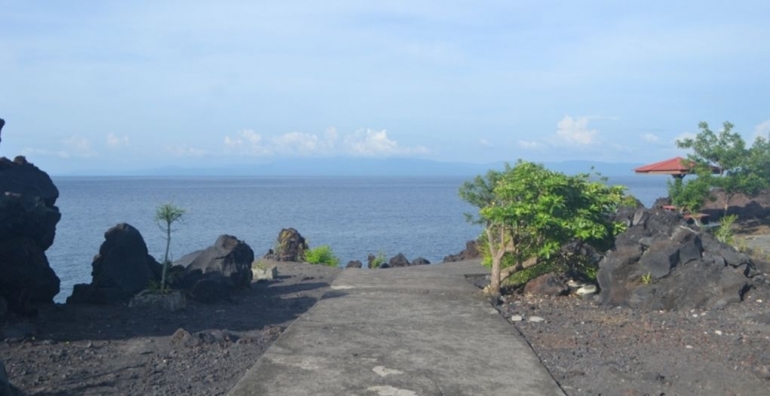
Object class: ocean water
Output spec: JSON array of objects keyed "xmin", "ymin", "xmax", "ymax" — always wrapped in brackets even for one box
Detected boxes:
[{"xmin": 46, "ymin": 175, "xmax": 668, "ymax": 302}]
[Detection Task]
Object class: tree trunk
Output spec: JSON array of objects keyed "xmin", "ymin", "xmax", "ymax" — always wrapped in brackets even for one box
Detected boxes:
[
  {"xmin": 500, "ymin": 256, "xmax": 538, "ymax": 280},
  {"xmin": 486, "ymin": 226, "xmax": 506, "ymax": 296}
]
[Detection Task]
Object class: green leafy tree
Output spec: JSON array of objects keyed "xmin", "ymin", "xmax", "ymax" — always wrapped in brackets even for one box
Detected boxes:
[
  {"xmin": 677, "ymin": 121, "xmax": 768, "ymax": 214},
  {"xmin": 458, "ymin": 167, "xmax": 505, "ymax": 226},
  {"xmin": 155, "ymin": 202, "xmax": 186, "ymax": 292},
  {"xmin": 471, "ymin": 161, "xmax": 625, "ymax": 295},
  {"xmin": 666, "ymin": 168, "xmax": 714, "ymax": 214}
]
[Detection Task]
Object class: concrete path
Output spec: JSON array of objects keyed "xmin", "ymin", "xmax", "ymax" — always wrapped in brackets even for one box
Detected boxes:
[{"xmin": 228, "ymin": 260, "xmax": 564, "ymax": 396}]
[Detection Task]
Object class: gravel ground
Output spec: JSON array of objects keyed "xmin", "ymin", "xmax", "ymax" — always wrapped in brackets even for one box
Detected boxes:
[
  {"xmin": 497, "ymin": 280, "xmax": 770, "ymax": 396},
  {"xmin": 1, "ymin": 261, "xmax": 340, "ymax": 396}
]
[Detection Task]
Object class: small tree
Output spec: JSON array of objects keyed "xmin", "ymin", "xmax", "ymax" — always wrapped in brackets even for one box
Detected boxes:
[
  {"xmin": 677, "ymin": 121, "xmax": 768, "ymax": 214},
  {"xmin": 155, "ymin": 202, "xmax": 186, "ymax": 292},
  {"xmin": 469, "ymin": 161, "xmax": 625, "ymax": 296}
]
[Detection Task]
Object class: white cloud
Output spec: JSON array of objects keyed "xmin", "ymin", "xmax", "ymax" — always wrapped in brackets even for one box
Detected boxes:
[
  {"xmin": 223, "ymin": 128, "xmax": 427, "ymax": 157},
  {"xmin": 754, "ymin": 119, "xmax": 770, "ymax": 140},
  {"xmin": 641, "ymin": 133, "xmax": 660, "ymax": 143},
  {"xmin": 479, "ymin": 139, "xmax": 492, "ymax": 147},
  {"xmin": 556, "ymin": 116, "xmax": 598, "ymax": 145},
  {"xmin": 343, "ymin": 129, "xmax": 429, "ymax": 156},
  {"xmin": 106, "ymin": 133, "xmax": 129, "ymax": 148}
]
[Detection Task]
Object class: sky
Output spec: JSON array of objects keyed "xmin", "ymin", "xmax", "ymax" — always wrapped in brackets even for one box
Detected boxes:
[{"xmin": 1, "ymin": 1, "xmax": 769, "ymax": 174}]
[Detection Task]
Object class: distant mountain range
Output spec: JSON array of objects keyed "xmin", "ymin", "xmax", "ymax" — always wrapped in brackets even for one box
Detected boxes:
[{"xmin": 78, "ymin": 158, "xmax": 644, "ymax": 177}]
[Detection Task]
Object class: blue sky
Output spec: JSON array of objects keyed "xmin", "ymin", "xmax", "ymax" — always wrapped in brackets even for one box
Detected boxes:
[{"xmin": 1, "ymin": 1, "xmax": 769, "ymax": 173}]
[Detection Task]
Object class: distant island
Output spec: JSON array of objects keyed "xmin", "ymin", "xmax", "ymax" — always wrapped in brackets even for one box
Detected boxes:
[{"xmin": 52, "ymin": 157, "xmax": 645, "ymax": 178}]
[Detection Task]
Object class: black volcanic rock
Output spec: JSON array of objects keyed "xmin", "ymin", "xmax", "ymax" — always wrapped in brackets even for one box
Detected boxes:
[
  {"xmin": 68, "ymin": 223, "xmax": 161, "ymax": 304},
  {"xmin": 0, "ymin": 156, "xmax": 61, "ymax": 315}
]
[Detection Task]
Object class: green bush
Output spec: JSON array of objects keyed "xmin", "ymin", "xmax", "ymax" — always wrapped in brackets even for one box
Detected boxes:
[
  {"xmin": 714, "ymin": 214, "xmax": 738, "ymax": 245},
  {"xmin": 370, "ymin": 251, "xmax": 387, "ymax": 269},
  {"xmin": 305, "ymin": 245, "xmax": 340, "ymax": 267}
]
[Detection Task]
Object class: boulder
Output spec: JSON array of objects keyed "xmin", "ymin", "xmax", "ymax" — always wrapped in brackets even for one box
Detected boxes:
[
  {"xmin": 1, "ymin": 359, "xmax": 22, "ymax": 396},
  {"xmin": 263, "ymin": 228, "xmax": 308, "ymax": 262},
  {"xmin": 67, "ymin": 223, "xmax": 161, "ymax": 304},
  {"xmin": 172, "ymin": 235, "xmax": 254, "ymax": 303},
  {"xmin": 0, "ymin": 156, "xmax": 61, "ymax": 314},
  {"xmin": 388, "ymin": 253, "xmax": 410, "ymax": 268},
  {"xmin": 345, "ymin": 260, "xmax": 363, "ymax": 269},
  {"xmin": 598, "ymin": 208, "xmax": 754, "ymax": 311},
  {"xmin": 411, "ymin": 257, "xmax": 430, "ymax": 266},
  {"xmin": 443, "ymin": 240, "xmax": 480, "ymax": 262},
  {"xmin": 524, "ymin": 273, "xmax": 570, "ymax": 297},
  {"xmin": 700, "ymin": 188, "xmax": 770, "ymax": 222}
]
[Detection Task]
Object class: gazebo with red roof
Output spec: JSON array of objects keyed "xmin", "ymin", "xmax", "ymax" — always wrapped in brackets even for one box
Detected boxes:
[{"xmin": 634, "ymin": 156, "xmax": 720, "ymax": 179}]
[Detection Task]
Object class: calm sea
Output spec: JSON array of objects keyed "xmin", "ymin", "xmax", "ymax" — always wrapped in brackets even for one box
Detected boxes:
[{"xmin": 46, "ymin": 175, "xmax": 668, "ymax": 302}]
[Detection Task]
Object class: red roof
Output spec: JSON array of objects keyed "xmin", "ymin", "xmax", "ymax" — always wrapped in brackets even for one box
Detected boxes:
[
  {"xmin": 634, "ymin": 156, "xmax": 721, "ymax": 175},
  {"xmin": 634, "ymin": 157, "xmax": 695, "ymax": 175}
]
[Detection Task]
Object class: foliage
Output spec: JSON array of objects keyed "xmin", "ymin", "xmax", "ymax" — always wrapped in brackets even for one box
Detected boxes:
[
  {"xmin": 155, "ymin": 202, "xmax": 186, "ymax": 292},
  {"xmin": 458, "ymin": 167, "xmax": 505, "ymax": 226},
  {"xmin": 305, "ymin": 245, "xmax": 340, "ymax": 267},
  {"xmin": 466, "ymin": 160, "xmax": 626, "ymax": 295},
  {"xmin": 677, "ymin": 121, "xmax": 770, "ymax": 213},
  {"xmin": 641, "ymin": 272, "xmax": 652, "ymax": 285},
  {"xmin": 370, "ymin": 251, "xmax": 387, "ymax": 269},
  {"xmin": 714, "ymin": 214, "xmax": 738, "ymax": 245},
  {"xmin": 666, "ymin": 172, "xmax": 713, "ymax": 214}
]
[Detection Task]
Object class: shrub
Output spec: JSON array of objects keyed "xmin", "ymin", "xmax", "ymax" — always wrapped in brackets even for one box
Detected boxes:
[
  {"xmin": 370, "ymin": 251, "xmax": 387, "ymax": 269},
  {"xmin": 714, "ymin": 214, "xmax": 738, "ymax": 245},
  {"xmin": 305, "ymin": 245, "xmax": 340, "ymax": 267}
]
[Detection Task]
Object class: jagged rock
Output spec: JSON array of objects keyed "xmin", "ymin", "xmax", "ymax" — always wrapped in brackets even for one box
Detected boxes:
[
  {"xmin": 0, "ymin": 359, "xmax": 22, "ymax": 396},
  {"xmin": 524, "ymin": 273, "xmax": 570, "ymax": 297},
  {"xmin": 388, "ymin": 253, "xmax": 410, "ymax": 268},
  {"xmin": 68, "ymin": 223, "xmax": 161, "ymax": 304},
  {"xmin": 128, "ymin": 289, "xmax": 186, "ymax": 312},
  {"xmin": 0, "ymin": 156, "xmax": 61, "ymax": 315},
  {"xmin": 0, "ymin": 237, "xmax": 60, "ymax": 314},
  {"xmin": 345, "ymin": 260, "xmax": 363, "ymax": 269},
  {"xmin": 171, "ymin": 235, "xmax": 253, "ymax": 303},
  {"xmin": 263, "ymin": 228, "xmax": 307, "ymax": 262},
  {"xmin": 701, "ymin": 188, "xmax": 770, "ymax": 222},
  {"xmin": 411, "ymin": 257, "xmax": 430, "ymax": 266},
  {"xmin": 443, "ymin": 240, "xmax": 480, "ymax": 262},
  {"xmin": 599, "ymin": 208, "xmax": 754, "ymax": 311}
]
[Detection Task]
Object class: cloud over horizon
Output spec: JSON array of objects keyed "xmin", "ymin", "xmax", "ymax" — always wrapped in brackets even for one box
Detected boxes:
[{"xmin": 222, "ymin": 128, "xmax": 429, "ymax": 158}]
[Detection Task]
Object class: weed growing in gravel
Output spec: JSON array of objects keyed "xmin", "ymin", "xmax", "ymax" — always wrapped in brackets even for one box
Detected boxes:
[{"xmin": 641, "ymin": 272, "xmax": 653, "ymax": 285}]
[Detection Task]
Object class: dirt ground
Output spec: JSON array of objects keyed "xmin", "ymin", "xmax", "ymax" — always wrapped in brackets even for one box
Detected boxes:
[
  {"xmin": 498, "ymin": 282, "xmax": 770, "ymax": 396},
  {"xmin": 1, "ymin": 261, "xmax": 340, "ymax": 396}
]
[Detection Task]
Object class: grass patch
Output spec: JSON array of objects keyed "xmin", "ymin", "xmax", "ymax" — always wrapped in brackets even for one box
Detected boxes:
[{"xmin": 305, "ymin": 245, "xmax": 340, "ymax": 267}]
